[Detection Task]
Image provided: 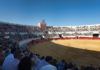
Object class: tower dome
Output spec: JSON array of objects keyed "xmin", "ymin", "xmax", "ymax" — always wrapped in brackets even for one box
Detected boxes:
[{"xmin": 38, "ymin": 20, "xmax": 47, "ymax": 29}]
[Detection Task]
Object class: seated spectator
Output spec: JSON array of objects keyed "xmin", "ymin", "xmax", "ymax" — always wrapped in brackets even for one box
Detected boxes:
[
  {"xmin": 83, "ymin": 64, "xmax": 96, "ymax": 70},
  {"xmin": 32, "ymin": 56, "xmax": 47, "ymax": 70},
  {"xmin": 23, "ymin": 49, "xmax": 31, "ymax": 57},
  {"xmin": 66, "ymin": 62, "xmax": 80, "ymax": 70},
  {"xmin": 18, "ymin": 56, "xmax": 34, "ymax": 70},
  {"xmin": 50, "ymin": 59, "xmax": 57, "ymax": 67},
  {"xmin": 40, "ymin": 56, "xmax": 57, "ymax": 70},
  {"xmin": 57, "ymin": 59, "xmax": 67, "ymax": 70}
]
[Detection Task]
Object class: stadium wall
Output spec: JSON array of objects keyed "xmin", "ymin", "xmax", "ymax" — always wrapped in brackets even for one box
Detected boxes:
[{"xmin": 18, "ymin": 38, "xmax": 40, "ymax": 47}]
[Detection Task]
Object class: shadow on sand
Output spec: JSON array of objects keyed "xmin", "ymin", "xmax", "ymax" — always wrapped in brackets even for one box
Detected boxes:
[{"xmin": 29, "ymin": 41, "xmax": 100, "ymax": 66}]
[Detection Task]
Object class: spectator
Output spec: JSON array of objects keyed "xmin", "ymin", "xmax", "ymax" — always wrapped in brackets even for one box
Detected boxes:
[
  {"xmin": 57, "ymin": 60, "xmax": 67, "ymax": 70},
  {"xmin": 2, "ymin": 48, "xmax": 15, "ymax": 70},
  {"xmin": 3, "ymin": 50, "xmax": 22, "ymax": 70},
  {"xmin": 66, "ymin": 62, "xmax": 74, "ymax": 70},
  {"xmin": 0, "ymin": 46, "xmax": 4, "ymax": 65},
  {"xmin": 51, "ymin": 59, "xmax": 57, "ymax": 67},
  {"xmin": 32, "ymin": 56, "xmax": 47, "ymax": 70},
  {"xmin": 3, "ymin": 47, "xmax": 11, "ymax": 57},
  {"xmin": 40, "ymin": 56, "xmax": 57, "ymax": 70},
  {"xmin": 0, "ymin": 46, "xmax": 4, "ymax": 70},
  {"xmin": 18, "ymin": 56, "xmax": 34, "ymax": 70}
]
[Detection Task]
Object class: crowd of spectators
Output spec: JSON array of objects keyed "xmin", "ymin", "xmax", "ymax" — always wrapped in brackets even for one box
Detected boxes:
[
  {"xmin": 89, "ymin": 25, "xmax": 100, "ymax": 31},
  {"xmin": 76, "ymin": 26, "xmax": 89, "ymax": 31},
  {"xmin": 46, "ymin": 27, "xmax": 75, "ymax": 32},
  {"xmin": 45, "ymin": 25, "xmax": 100, "ymax": 38},
  {"xmin": 0, "ymin": 22, "xmax": 100, "ymax": 40},
  {"xmin": 75, "ymin": 25, "xmax": 100, "ymax": 31},
  {"xmin": 0, "ymin": 22, "xmax": 42, "ymax": 41},
  {"xmin": 46, "ymin": 25, "xmax": 100, "ymax": 32}
]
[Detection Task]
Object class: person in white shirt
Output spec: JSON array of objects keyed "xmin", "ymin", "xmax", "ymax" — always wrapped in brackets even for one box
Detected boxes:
[
  {"xmin": 2, "ymin": 50, "xmax": 22, "ymax": 70},
  {"xmin": 8, "ymin": 58, "xmax": 20, "ymax": 70},
  {"xmin": 2, "ymin": 53, "xmax": 14, "ymax": 70}
]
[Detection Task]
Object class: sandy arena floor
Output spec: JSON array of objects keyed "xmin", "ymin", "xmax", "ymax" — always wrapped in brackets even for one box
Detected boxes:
[{"xmin": 29, "ymin": 39, "xmax": 100, "ymax": 66}]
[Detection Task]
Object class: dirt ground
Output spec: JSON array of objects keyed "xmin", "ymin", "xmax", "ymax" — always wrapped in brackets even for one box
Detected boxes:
[{"xmin": 29, "ymin": 39, "xmax": 100, "ymax": 66}]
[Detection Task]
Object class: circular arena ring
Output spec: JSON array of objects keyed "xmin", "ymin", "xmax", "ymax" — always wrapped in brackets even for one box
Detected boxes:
[{"xmin": 29, "ymin": 39, "xmax": 100, "ymax": 66}]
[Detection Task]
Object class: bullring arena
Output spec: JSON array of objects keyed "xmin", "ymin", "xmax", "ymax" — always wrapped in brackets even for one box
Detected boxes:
[
  {"xmin": 29, "ymin": 39, "xmax": 100, "ymax": 66},
  {"xmin": 1, "ymin": 22, "xmax": 100, "ymax": 68}
]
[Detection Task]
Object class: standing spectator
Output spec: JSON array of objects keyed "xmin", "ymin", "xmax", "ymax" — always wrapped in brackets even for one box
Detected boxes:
[
  {"xmin": 0, "ymin": 46, "xmax": 4, "ymax": 70},
  {"xmin": 2, "ymin": 48, "xmax": 15, "ymax": 70},
  {"xmin": 2, "ymin": 50, "xmax": 22, "ymax": 70}
]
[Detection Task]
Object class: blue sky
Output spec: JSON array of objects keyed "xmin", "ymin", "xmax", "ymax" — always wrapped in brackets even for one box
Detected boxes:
[{"xmin": 0, "ymin": 0, "xmax": 100, "ymax": 26}]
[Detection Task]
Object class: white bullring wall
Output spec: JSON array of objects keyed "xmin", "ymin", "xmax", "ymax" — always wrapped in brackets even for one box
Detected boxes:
[{"xmin": 19, "ymin": 38, "xmax": 40, "ymax": 47}]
